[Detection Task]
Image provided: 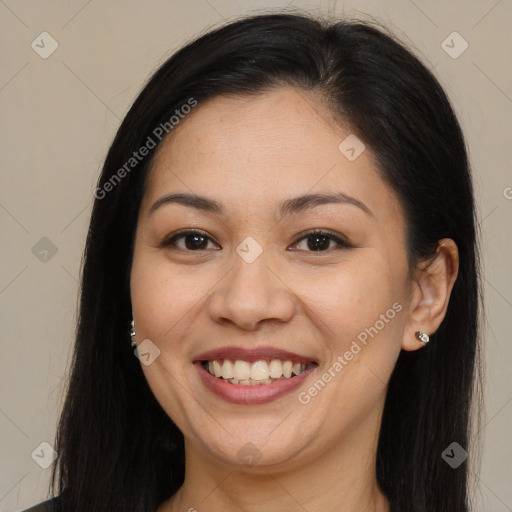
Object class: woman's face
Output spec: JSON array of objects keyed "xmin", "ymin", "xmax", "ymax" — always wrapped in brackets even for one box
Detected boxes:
[{"xmin": 130, "ymin": 87, "xmax": 414, "ymax": 470}]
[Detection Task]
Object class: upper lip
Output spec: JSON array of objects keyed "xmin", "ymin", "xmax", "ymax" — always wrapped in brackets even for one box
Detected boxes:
[{"xmin": 193, "ymin": 346, "xmax": 317, "ymax": 364}]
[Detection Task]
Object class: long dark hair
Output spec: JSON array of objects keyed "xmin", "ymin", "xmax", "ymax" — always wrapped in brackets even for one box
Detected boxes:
[{"xmin": 48, "ymin": 11, "xmax": 481, "ymax": 512}]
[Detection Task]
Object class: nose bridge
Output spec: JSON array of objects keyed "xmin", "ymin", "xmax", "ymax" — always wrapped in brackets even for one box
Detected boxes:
[
  {"xmin": 207, "ymin": 239, "xmax": 296, "ymax": 330},
  {"xmin": 230, "ymin": 243, "xmax": 273, "ymax": 298}
]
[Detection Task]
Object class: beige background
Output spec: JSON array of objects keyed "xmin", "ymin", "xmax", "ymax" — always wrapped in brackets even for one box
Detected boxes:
[{"xmin": 0, "ymin": 0, "xmax": 510, "ymax": 510}]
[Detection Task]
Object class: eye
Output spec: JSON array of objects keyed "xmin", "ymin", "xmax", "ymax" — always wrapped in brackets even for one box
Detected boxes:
[
  {"xmin": 160, "ymin": 228, "xmax": 353, "ymax": 253},
  {"xmin": 290, "ymin": 229, "xmax": 353, "ymax": 252},
  {"xmin": 160, "ymin": 229, "xmax": 220, "ymax": 251}
]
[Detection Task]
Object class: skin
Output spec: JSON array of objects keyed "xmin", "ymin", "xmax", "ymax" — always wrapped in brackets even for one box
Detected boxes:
[{"xmin": 129, "ymin": 87, "xmax": 459, "ymax": 512}]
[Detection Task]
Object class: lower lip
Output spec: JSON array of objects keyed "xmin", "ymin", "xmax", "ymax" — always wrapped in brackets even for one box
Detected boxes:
[{"xmin": 195, "ymin": 362, "xmax": 317, "ymax": 405}]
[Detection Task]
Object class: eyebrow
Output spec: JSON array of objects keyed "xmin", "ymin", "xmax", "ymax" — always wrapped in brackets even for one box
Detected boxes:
[{"xmin": 148, "ymin": 191, "xmax": 373, "ymax": 218}]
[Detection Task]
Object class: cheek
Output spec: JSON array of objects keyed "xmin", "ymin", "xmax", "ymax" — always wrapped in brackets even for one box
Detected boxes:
[
  {"xmin": 291, "ymin": 253, "xmax": 403, "ymax": 340},
  {"xmin": 129, "ymin": 251, "xmax": 209, "ymax": 424},
  {"xmin": 130, "ymin": 248, "xmax": 229, "ymax": 357},
  {"xmin": 130, "ymin": 250, "xmax": 193, "ymax": 341},
  {"xmin": 291, "ymin": 258, "xmax": 406, "ymax": 437}
]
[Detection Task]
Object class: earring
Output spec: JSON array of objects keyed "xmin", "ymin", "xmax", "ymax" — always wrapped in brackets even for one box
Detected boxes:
[
  {"xmin": 130, "ymin": 319, "xmax": 137, "ymax": 347},
  {"xmin": 415, "ymin": 331, "xmax": 430, "ymax": 346}
]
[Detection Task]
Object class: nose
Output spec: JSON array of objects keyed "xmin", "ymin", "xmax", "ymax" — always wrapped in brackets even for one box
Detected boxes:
[{"xmin": 206, "ymin": 251, "xmax": 297, "ymax": 331}]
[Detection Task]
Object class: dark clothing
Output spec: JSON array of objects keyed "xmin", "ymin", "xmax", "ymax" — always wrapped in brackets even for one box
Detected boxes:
[{"xmin": 22, "ymin": 496, "xmax": 61, "ymax": 512}]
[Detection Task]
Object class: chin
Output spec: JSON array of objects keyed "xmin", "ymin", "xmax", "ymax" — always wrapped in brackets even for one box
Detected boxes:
[{"xmin": 191, "ymin": 421, "xmax": 317, "ymax": 471}]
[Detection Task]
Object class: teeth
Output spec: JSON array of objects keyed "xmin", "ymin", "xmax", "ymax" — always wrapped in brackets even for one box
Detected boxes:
[
  {"xmin": 282, "ymin": 361, "xmax": 293, "ymax": 378},
  {"xmin": 204, "ymin": 358, "xmax": 308, "ymax": 384},
  {"xmin": 221, "ymin": 360, "xmax": 234, "ymax": 379},
  {"xmin": 269, "ymin": 359, "xmax": 282, "ymax": 378},
  {"xmin": 233, "ymin": 360, "xmax": 251, "ymax": 381},
  {"xmin": 251, "ymin": 361, "xmax": 269, "ymax": 381},
  {"xmin": 228, "ymin": 378, "xmax": 274, "ymax": 386}
]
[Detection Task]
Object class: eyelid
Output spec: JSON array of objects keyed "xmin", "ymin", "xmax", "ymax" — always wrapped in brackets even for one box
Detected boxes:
[
  {"xmin": 289, "ymin": 228, "xmax": 353, "ymax": 250},
  {"xmin": 160, "ymin": 228, "xmax": 220, "ymax": 249},
  {"xmin": 161, "ymin": 228, "xmax": 353, "ymax": 252}
]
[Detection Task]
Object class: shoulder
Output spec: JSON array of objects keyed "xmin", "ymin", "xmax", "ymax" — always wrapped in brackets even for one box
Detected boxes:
[{"xmin": 21, "ymin": 496, "xmax": 62, "ymax": 512}]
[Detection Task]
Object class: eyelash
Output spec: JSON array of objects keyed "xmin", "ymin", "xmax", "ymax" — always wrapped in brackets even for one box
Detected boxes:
[{"xmin": 160, "ymin": 228, "xmax": 353, "ymax": 253}]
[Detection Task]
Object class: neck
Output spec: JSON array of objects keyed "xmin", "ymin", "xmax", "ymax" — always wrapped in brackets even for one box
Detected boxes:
[{"xmin": 159, "ymin": 406, "xmax": 390, "ymax": 512}]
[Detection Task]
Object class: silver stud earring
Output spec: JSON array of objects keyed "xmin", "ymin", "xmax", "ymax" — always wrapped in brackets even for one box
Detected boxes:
[
  {"xmin": 415, "ymin": 331, "xmax": 430, "ymax": 346},
  {"xmin": 130, "ymin": 319, "xmax": 137, "ymax": 347}
]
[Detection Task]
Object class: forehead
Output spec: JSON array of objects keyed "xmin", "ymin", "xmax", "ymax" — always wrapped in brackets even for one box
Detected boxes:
[
  {"xmin": 150, "ymin": 88, "xmax": 353, "ymax": 176},
  {"xmin": 143, "ymin": 88, "xmax": 402, "ymax": 224}
]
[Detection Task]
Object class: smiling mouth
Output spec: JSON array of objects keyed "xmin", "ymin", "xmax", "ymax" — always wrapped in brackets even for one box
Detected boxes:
[{"xmin": 200, "ymin": 359, "xmax": 317, "ymax": 386}]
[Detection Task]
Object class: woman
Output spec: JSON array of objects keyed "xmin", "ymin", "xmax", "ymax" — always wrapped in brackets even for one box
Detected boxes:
[{"xmin": 25, "ymin": 11, "xmax": 481, "ymax": 512}]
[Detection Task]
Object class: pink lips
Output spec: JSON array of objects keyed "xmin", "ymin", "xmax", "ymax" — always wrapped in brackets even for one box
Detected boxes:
[
  {"xmin": 193, "ymin": 346, "xmax": 318, "ymax": 405},
  {"xmin": 193, "ymin": 346, "xmax": 316, "ymax": 364},
  {"xmin": 195, "ymin": 362, "xmax": 316, "ymax": 405}
]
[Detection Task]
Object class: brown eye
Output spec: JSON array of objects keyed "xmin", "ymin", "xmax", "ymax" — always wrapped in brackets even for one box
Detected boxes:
[
  {"xmin": 291, "ymin": 230, "xmax": 352, "ymax": 252},
  {"xmin": 161, "ymin": 230, "xmax": 220, "ymax": 251}
]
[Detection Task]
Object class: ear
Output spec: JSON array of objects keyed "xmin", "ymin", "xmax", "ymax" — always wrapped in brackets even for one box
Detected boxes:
[{"xmin": 402, "ymin": 238, "xmax": 459, "ymax": 351}]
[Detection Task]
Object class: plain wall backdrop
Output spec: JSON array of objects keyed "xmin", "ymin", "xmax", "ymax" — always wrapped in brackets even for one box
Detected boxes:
[{"xmin": 0, "ymin": 0, "xmax": 510, "ymax": 510}]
